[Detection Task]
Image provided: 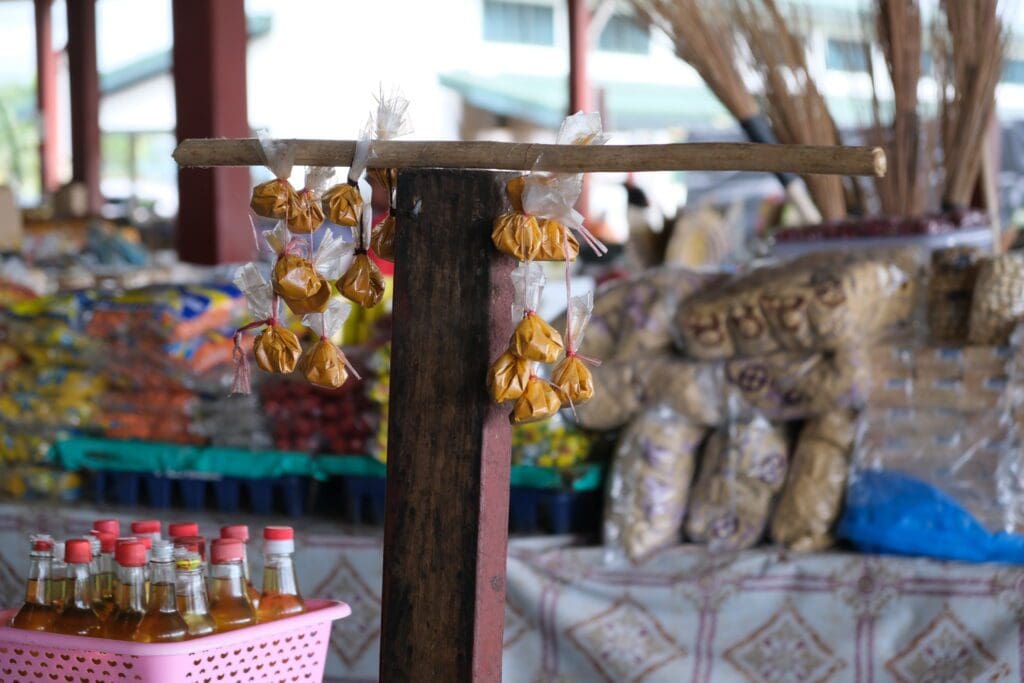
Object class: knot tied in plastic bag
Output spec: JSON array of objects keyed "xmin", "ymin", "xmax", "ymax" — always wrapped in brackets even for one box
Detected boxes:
[
  {"xmin": 250, "ymin": 131, "xmax": 297, "ymax": 220},
  {"xmin": 298, "ymin": 299, "xmax": 355, "ymax": 389},
  {"xmin": 367, "ymin": 90, "xmax": 410, "ymax": 263},
  {"xmin": 288, "ymin": 166, "xmax": 333, "ymax": 234}
]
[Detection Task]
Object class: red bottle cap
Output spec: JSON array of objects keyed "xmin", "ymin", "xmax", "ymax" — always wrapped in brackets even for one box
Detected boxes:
[
  {"xmin": 65, "ymin": 539, "xmax": 92, "ymax": 565},
  {"xmin": 168, "ymin": 522, "xmax": 199, "ymax": 538},
  {"xmin": 31, "ymin": 538, "xmax": 53, "ymax": 552},
  {"xmin": 138, "ymin": 537, "xmax": 153, "ymax": 551},
  {"xmin": 115, "ymin": 541, "xmax": 147, "ymax": 567},
  {"xmin": 93, "ymin": 519, "xmax": 120, "ymax": 536},
  {"xmin": 210, "ymin": 538, "xmax": 243, "ymax": 564},
  {"xmin": 174, "ymin": 535, "xmax": 207, "ymax": 560},
  {"xmin": 220, "ymin": 525, "xmax": 250, "ymax": 542},
  {"xmin": 91, "ymin": 530, "xmax": 117, "ymax": 553},
  {"xmin": 264, "ymin": 526, "xmax": 294, "ymax": 541},
  {"xmin": 131, "ymin": 520, "xmax": 161, "ymax": 534},
  {"xmin": 116, "ymin": 536, "xmax": 138, "ymax": 546}
]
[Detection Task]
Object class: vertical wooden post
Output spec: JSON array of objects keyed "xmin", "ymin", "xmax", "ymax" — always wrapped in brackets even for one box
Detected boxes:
[
  {"xmin": 171, "ymin": 0, "xmax": 251, "ymax": 264},
  {"xmin": 568, "ymin": 0, "xmax": 592, "ymax": 224},
  {"xmin": 381, "ymin": 170, "xmax": 515, "ymax": 682},
  {"xmin": 66, "ymin": 0, "xmax": 101, "ymax": 214},
  {"xmin": 34, "ymin": 0, "xmax": 59, "ymax": 194}
]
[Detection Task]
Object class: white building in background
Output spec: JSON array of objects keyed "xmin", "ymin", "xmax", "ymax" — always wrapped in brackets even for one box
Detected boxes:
[{"xmin": 54, "ymin": 0, "xmax": 1024, "ymax": 228}]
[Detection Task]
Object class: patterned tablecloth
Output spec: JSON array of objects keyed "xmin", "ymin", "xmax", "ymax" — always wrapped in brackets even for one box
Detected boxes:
[{"xmin": 0, "ymin": 501, "xmax": 1022, "ymax": 682}]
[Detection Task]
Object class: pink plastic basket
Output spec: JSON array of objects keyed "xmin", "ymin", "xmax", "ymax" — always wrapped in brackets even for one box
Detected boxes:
[{"xmin": 0, "ymin": 599, "xmax": 350, "ymax": 682}]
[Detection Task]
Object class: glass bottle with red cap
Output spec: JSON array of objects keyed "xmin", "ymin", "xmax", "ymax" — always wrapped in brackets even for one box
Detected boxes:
[
  {"xmin": 52, "ymin": 538, "xmax": 102, "ymax": 637},
  {"xmin": 168, "ymin": 522, "xmax": 199, "ymax": 540},
  {"xmin": 89, "ymin": 530, "xmax": 117, "ymax": 621},
  {"xmin": 175, "ymin": 551, "xmax": 215, "ymax": 638},
  {"xmin": 208, "ymin": 538, "xmax": 257, "ymax": 631},
  {"xmin": 258, "ymin": 526, "xmax": 304, "ymax": 621},
  {"xmin": 49, "ymin": 540, "xmax": 67, "ymax": 610},
  {"xmin": 134, "ymin": 539, "xmax": 187, "ymax": 642},
  {"xmin": 220, "ymin": 525, "xmax": 259, "ymax": 609},
  {"xmin": 9, "ymin": 535, "xmax": 57, "ymax": 631},
  {"xmin": 130, "ymin": 520, "xmax": 162, "ymax": 542},
  {"xmin": 104, "ymin": 541, "xmax": 147, "ymax": 640},
  {"xmin": 93, "ymin": 518, "xmax": 120, "ymax": 538}
]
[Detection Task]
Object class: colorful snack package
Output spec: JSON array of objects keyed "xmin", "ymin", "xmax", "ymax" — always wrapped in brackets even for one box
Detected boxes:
[
  {"xmin": 366, "ymin": 91, "xmax": 411, "ymax": 262},
  {"xmin": 288, "ymin": 166, "xmax": 334, "ymax": 234},
  {"xmin": 552, "ymin": 291, "xmax": 595, "ymax": 405},
  {"xmin": 338, "ymin": 187, "xmax": 386, "ymax": 308},
  {"xmin": 298, "ymin": 299, "xmax": 355, "ymax": 389},
  {"xmin": 322, "ymin": 138, "xmax": 370, "ymax": 228},
  {"xmin": 250, "ymin": 131, "xmax": 297, "ymax": 220},
  {"xmin": 509, "ymin": 262, "xmax": 563, "ymax": 363}
]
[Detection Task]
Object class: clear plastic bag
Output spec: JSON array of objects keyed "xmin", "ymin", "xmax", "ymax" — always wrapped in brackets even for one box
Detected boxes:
[
  {"xmin": 298, "ymin": 299, "xmax": 354, "ymax": 389},
  {"xmin": 287, "ymin": 166, "xmax": 334, "ymax": 234},
  {"xmin": 685, "ymin": 413, "xmax": 789, "ymax": 552},
  {"xmin": 603, "ymin": 406, "xmax": 706, "ymax": 564},
  {"xmin": 250, "ymin": 131, "xmax": 297, "ymax": 220}
]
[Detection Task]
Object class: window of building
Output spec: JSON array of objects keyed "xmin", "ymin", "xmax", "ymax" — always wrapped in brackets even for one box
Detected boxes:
[
  {"xmin": 598, "ymin": 13, "xmax": 649, "ymax": 54},
  {"xmin": 1004, "ymin": 59, "xmax": 1024, "ymax": 85},
  {"xmin": 826, "ymin": 38, "xmax": 869, "ymax": 73},
  {"xmin": 483, "ymin": 0, "xmax": 554, "ymax": 46}
]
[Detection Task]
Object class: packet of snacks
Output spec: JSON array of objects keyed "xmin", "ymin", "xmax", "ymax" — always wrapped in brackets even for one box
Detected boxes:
[
  {"xmin": 511, "ymin": 375, "xmax": 562, "ymax": 424},
  {"xmin": 322, "ymin": 137, "xmax": 371, "ymax": 228},
  {"xmin": 509, "ymin": 262, "xmax": 563, "ymax": 363},
  {"xmin": 231, "ymin": 263, "xmax": 301, "ymax": 395},
  {"xmin": 492, "ymin": 112, "xmax": 609, "ymax": 262},
  {"xmin": 299, "ymin": 298, "xmax": 356, "ymax": 389},
  {"xmin": 265, "ymin": 222, "xmax": 332, "ymax": 316},
  {"xmin": 288, "ymin": 166, "xmax": 334, "ymax": 234},
  {"xmin": 487, "ymin": 351, "xmax": 531, "ymax": 403},
  {"xmin": 366, "ymin": 90, "xmax": 411, "ymax": 262},
  {"xmin": 337, "ymin": 183, "xmax": 386, "ymax": 308},
  {"xmin": 250, "ymin": 130, "xmax": 297, "ymax": 220},
  {"xmin": 552, "ymin": 291, "xmax": 596, "ymax": 405}
]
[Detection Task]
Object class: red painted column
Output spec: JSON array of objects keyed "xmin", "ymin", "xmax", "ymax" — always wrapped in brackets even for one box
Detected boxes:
[
  {"xmin": 567, "ymin": 0, "xmax": 591, "ymax": 224},
  {"xmin": 66, "ymin": 0, "xmax": 101, "ymax": 214},
  {"xmin": 172, "ymin": 0, "xmax": 251, "ymax": 264},
  {"xmin": 34, "ymin": 0, "xmax": 59, "ymax": 194}
]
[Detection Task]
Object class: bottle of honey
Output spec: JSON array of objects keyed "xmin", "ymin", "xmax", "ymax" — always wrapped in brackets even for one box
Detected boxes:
[
  {"xmin": 175, "ymin": 552, "xmax": 215, "ymax": 638},
  {"xmin": 220, "ymin": 525, "xmax": 260, "ymax": 609},
  {"xmin": 52, "ymin": 539, "xmax": 102, "ymax": 637},
  {"xmin": 9, "ymin": 536, "xmax": 57, "ymax": 632},
  {"xmin": 48, "ymin": 540, "xmax": 67, "ymax": 610},
  {"xmin": 104, "ymin": 541, "xmax": 147, "ymax": 640},
  {"xmin": 89, "ymin": 531, "xmax": 116, "ymax": 621},
  {"xmin": 130, "ymin": 520, "xmax": 162, "ymax": 542},
  {"xmin": 208, "ymin": 538, "xmax": 257, "ymax": 632},
  {"xmin": 257, "ymin": 527, "xmax": 304, "ymax": 621},
  {"xmin": 134, "ymin": 540, "xmax": 187, "ymax": 642}
]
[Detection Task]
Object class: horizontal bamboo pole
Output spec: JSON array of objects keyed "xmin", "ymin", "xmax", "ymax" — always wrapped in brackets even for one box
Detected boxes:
[{"xmin": 173, "ymin": 138, "xmax": 886, "ymax": 177}]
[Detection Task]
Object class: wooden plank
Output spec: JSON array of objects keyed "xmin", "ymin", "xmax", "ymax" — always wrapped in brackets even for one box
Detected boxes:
[
  {"xmin": 381, "ymin": 169, "xmax": 515, "ymax": 682},
  {"xmin": 66, "ymin": 0, "xmax": 101, "ymax": 214},
  {"xmin": 173, "ymin": 139, "xmax": 887, "ymax": 177},
  {"xmin": 171, "ymin": 0, "xmax": 252, "ymax": 264}
]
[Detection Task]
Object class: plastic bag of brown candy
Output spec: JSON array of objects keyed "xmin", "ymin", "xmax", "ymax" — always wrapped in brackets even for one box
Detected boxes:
[
  {"xmin": 322, "ymin": 138, "xmax": 370, "ymax": 228},
  {"xmin": 509, "ymin": 262, "xmax": 563, "ymax": 363},
  {"xmin": 250, "ymin": 131, "xmax": 297, "ymax": 220},
  {"xmin": 511, "ymin": 375, "xmax": 562, "ymax": 424},
  {"xmin": 492, "ymin": 176, "xmax": 543, "ymax": 262},
  {"xmin": 685, "ymin": 413, "xmax": 789, "ymax": 551},
  {"xmin": 367, "ymin": 91, "xmax": 411, "ymax": 262},
  {"xmin": 298, "ymin": 299, "xmax": 355, "ymax": 389},
  {"xmin": 337, "ymin": 187, "xmax": 386, "ymax": 309},
  {"xmin": 287, "ymin": 167, "xmax": 334, "ymax": 234},
  {"xmin": 551, "ymin": 291, "xmax": 595, "ymax": 405},
  {"xmin": 769, "ymin": 410, "xmax": 856, "ymax": 551},
  {"xmin": 266, "ymin": 223, "xmax": 352, "ymax": 316},
  {"xmin": 230, "ymin": 263, "xmax": 301, "ymax": 395},
  {"xmin": 603, "ymin": 406, "xmax": 706, "ymax": 564}
]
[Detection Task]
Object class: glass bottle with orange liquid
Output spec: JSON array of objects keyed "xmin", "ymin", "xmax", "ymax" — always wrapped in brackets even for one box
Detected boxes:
[
  {"xmin": 208, "ymin": 538, "xmax": 257, "ymax": 632},
  {"xmin": 52, "ymin": 539, "xmax": 102, "ymax": 637},
  {"xmin": 104, "ymin": 541, "xmax": 147, "ymax": 640},
  {"xmin": 220, "ymin": 525, "xmax": 260, "ymax": 609},
  {"xmin": 10, "ymin": 536, "xmax": 57, "ymax": 632},
  {"xmin": 258, "ymin": 526, "xmax": 304, "ymax": 621},
  {"xmin": 88, "ymin": 532, "xmax": 116, "ymax": 621},
  {"xmin": 134, "ymin": 540, "xmax": 187, "ymax": 642},
  {"xmin": 175, "ymin": 552, "xmax": 215, "ymax": 637},
  {"xmin": 48, "ymin": 540, "xmax": 67, "ymax": 610}
]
